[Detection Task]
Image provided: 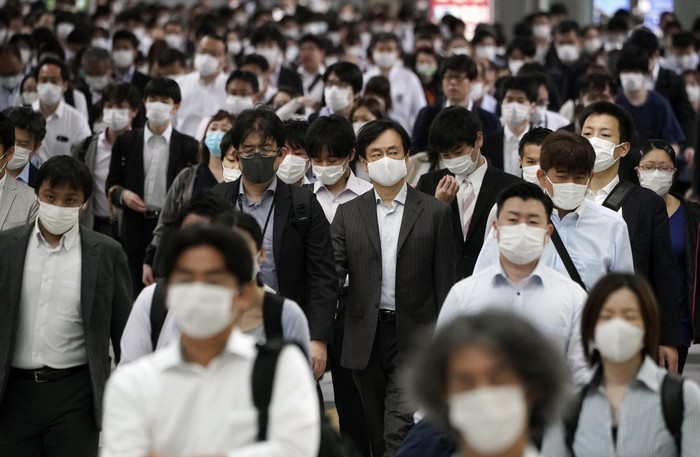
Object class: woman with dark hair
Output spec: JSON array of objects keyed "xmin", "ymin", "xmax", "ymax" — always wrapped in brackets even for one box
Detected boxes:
[
  {"xmin": 636, "ymin": 139, "xmax": 700, "ymax": 372},
  {"xmin": 542, "ymin": 273, "xmax": 700, "ymax": 457}
]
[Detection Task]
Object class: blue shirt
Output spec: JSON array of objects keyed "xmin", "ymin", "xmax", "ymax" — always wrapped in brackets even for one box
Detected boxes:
[
  {"xmin": 15, "ymin": 162, "xmax": 30, "ymax": 187},
  {"xmin": 670, "ymin": 201, "xmax": 692, "ymax": 346},
  {"xmin": 617, "ymin": 89, "xmax": 686, "ymax": 146},
  {"xmin": 375, "ymin": 183, "xmax": 407, "ymax": 311}
]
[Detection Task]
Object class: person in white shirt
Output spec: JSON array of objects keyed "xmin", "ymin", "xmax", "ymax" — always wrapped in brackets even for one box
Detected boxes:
[
  {"xmin": 32, "ymin": 57, "xmax": 91, "ymax": 166},
  {"xmin": 5, "ymin": 106, "xmax": 46, "ymax": 188},
  {"xmin": 438, "ymin": 181, "xmax": 590, "ymax": 383},
  {"xmin": 102, "ymin": 225, "xmax": 320, "ymax": 457},
  {"xmin": 0, "ymin": 44, "xmax": 24, "ymax": 111},
  {"xmin": 316, "ymin": 61, "xmax": 363, "ymax": 120},
  {"xmin": 297, "ymin": 34, "xmax": 327, "ymax": 115},
  {"xmin": 80, "ymin": 47, "xmax": 112, "ymax": 111}
]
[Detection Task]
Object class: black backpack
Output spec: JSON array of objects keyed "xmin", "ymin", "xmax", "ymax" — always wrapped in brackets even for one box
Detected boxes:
[{"xmin": 252, "ymin": 339, "xmax": 362, "ymax": 457}]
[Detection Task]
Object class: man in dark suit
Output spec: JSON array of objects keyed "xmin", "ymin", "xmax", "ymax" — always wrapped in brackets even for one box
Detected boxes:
[
  {"xmin": 111, "ymin": 30, "xmax": 151, "ymax": 97},
  {"xmin": 417, "ymin": 107, "xmax": 521, "ymax": 279},
  {"xmin": 106, "ymin": 77, "xmax": 198, "ymax": 296},
  {"xmin": 0, "ymin": 156, "xmax": 132, "ymax": 456},
  {"xmin": 4, "ymin": 106, "xmax": 47, "ymax": 189},
  {"xmin": 332, "ymin": 119, "xmax": 456, "ymax": 456},
  {"xmin": 580, "ymin": 101, "xmax": 680, "ymax": 372},
  {"xmin": 250, "ymin": 25, "xmax": 304, "ymax": 96},
  {"xmin": 210, "ymin": 107, "xmax": 337, "ymax": 381},
  {"xmin": 0, "ymin": 111, "xmax": 37, "ymax": 231},
  {"xmin": 411, "ymin": 55, "xmax": 500, "ymax": 153}
]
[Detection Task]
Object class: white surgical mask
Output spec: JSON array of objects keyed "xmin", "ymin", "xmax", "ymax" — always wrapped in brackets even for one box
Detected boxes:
[
  {"xmin": 324, "ymin": 85, "xmax": 352, "ymax": 113},
  {"xmin": 112, "ymin": 49, "xmax": 134, "ymax": 68},
  {"xmin": 37, "ymin": 83, "xmax": 63, "ymax": 106},
  {"xmin": 679, "ymin": 53, "xmax": 700, "ymax": 71},
  {"xmin": 56, "ymin": 22, "xmax": 75, "ymax": 40},
  {"xmin": 530, "ymin": 105, "xmax": 547, "ymax": 124},
  {"xmin": 639, "ymin": 169, "xmax": 674, "ymax": 196},
  {"xmin": 469, "ymin": 81, "xmax": 485, "ymax": 102},
  {"xmin": 353, "ymin": 121, "xmax": 367, "ymax": 136},
  {"xmin": 91, "ymin": 38, "xmax": 111, "ymax": 51},
  {"xmin": 367, "ymin": 156, "xmax": 407, "ymax": 186},
  {"xmin": 594, "ymin": 317, "xmax": 645, "ymax": 363},
  {"xmin": 501, "ymin": 102, "xmax": 531, "ymax": 127},
  {"xmin": 276, "ymin": 154, "xmax": 308, "ymax": 184},
  {"xmin": 556, "ymin": 44, "xmax": 580, "ymax": 63},
  {"xmin": 194, "ymin": 53, "xmax": 221, "ymax": 77},
  {"xmin": 521, "ymin": 165, "xmax": 540, "ymax": 185},
  {"xmin": 8, "ymin": 144, "xmax": 31, "ymax": 170},
  {"xmin": 38, "ymin": 201, "xmax": 80, "ymax": 235},
  {"xmin": 167, "ymin": 282, "xmax": 236, "ymax": 339},
  {"xmin": 226, "ymin": 95, "xmax": 254, "ymax": 116},
  {"xmin": 589, "ymin": 136, "xmax": 622, "ymax": 173},
  {"xmin": 448, "ymin": 386, "xmax": 528, "ymax": 454},
  {"xmin": 498, "ymin": 223, "xmax": 547, "ymax": 265},
  {"xmin": 545, "ymin": 175, "xmax": 588, "ymax": 211},
  {"xmin": 145, "ymin": 101, "xmax": 173, "ymax": 126},
  {"xmin": 256, "ymin": 47, "xmax": 280, "ymax": 67},
  {"xmin": 103, "ymin": 108, "xmax": 131, "ymax": 131},
  {"xmin": 19, "ymin": 48, "xmax": 32, "ymax": 65},
  {"xmin": 314, "ymin": 160, "xmax": 348, "ymax": 186},
  {"xmin": 85, "ymin": 75, "xmax": 110, "ymax": 91},
  {"xmin": 373, "ymin": 51, "xmax": 397, "ymax": 69},
  {"xmin": 0, "ymin": 74, "xmax": 21, "ymax": 90},
  {"xmin": 475, "ymin": 45, "xmax": 496, "ymax": 61},
  {"xmin": 686, "ymin": 85, "xmax": 700, "ymax": 103},
  {"xmin": 443, "ymin": 152, "xmax": 479, "ymax": 177},
  {"xmin": 533, "ymin": 24, "xmax": 551, "ymax": 39},
  {"xmin": 165, "ymin": 33, "xmax": 184, "ymax": 49},
  {"xmin": 228, "ymin": 41, "xmax": 243, "ymax": 56},
  {"xmin": 222, "ymin": 166, "xmax": 242, "ymax": 182},
  {"xmin": 619, "ymin": 72, "xmax": 645, "ymax": 94},
  {"xmin": 22, "ymin": 91, "xmax": 39, "ymax": 105},
  {"xmin": 450, "ymin": 47, "xmax": 470, "ymax": 56},
  {"xmin": 508, "ymin": 59, "xmax": 524, "ymax": 75},
  {"xmin": 584, "ymin": 38, "xmax": 602, "ymax": 54}
]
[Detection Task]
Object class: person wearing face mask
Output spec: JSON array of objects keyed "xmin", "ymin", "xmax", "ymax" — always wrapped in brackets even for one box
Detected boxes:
[
  {"xmin": 682, "ymin": 70, "xmax": 700, "ymax": 113},
  {"xmin": 667, "ymin": 32, "xmax": 700, "ymax": 76},
  {"xmin": 0, "ymin": 155, "xmax": 132, "ymax": 457},
  {"xmin": 505, "ymin": 37, "xmax": 537, "ymax": 76},
  {"xmin": 316, "ymin": 61, "xmax": 363, "ymax": 120},
  {"xmin": 297, "ymin": 34, "xmax": 327, "ymax": 115},
  {"xmin": 111, "ymin": 30, "xmax": 151, "ymax": 98},
  {"xmin": 331, "ymin": 118, "xmax": 456, "ymax": 457},
  {"xmin": 544, "ymin": 20, "xmax": 589, "ymax": 107},
  {"xmin": 5, "ymin": 106, "xmax": 46, "ymax": 189},
  {"xmin": 250, "ymin": 25, "xmax": 304, "ymax": 97},
  {"xmin": 559, "ymin": 72, "xmax": 617, "ymax": 124},
  {"xmin": 405, "ymin": 311, "xmax": 568, "ymax": 457},
  {"xmin": 522, "ymin": 71, "xmax": 571, "ymax": 130},
  {"xmin": 211, "ymin": 107, "xmax": 338, "ymax": 383},
  {"xmin": 79, "ymin": 47, "xmax": 114, "ymax": 121},
  {"xmin": 0, "ymin": 44, "xmax": 25, "ymax": 111},
  {"xmin": 32, "ymin": 57, "xmax": 92, "ymax": 165},
  {"xmin": 542, "ymin": 273, "xmax": 700, "ymax": 457},
  {"xmin": 413, "ymin": 47, "xmax": 441, "ymax": 107},
  {"xmin": 106, "ymin": 77, "xmax": 199, "ymax": 297},
  {"xmin": 471, "ymin": 31, "xmax": 500, "ymax": 66},
  {"xmin": 530, "ymin": 11, "xmax": 553, "ymax": 63},
  {"xmin": 277, "ymin": 119, "xmax": 312, "ymax": 187},
  {"xmin": 102, "ymin": 225, "xmax": 320, "ymax": 457},
  {"xmin": 0, "ymin": 111, "xmax": 37, "ymax": 231}
]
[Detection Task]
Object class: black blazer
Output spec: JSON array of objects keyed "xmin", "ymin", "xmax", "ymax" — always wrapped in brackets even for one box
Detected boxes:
[
  {"xmin": 210, "ymin": 178, "xmax": 338, "ymax": 343},
  {"xmin": 278, "ymin": 66, "xmax": 304, "ymax": 96},
  {"xmin": 410, "ymin": 105, "xmax": 501, "ymax": 153},
  {"xmin": 416, "ymin": 164, "xmax": 521, "ymax": 279},
  {"xmin": 481, "ymin": 128, "xmax": 506, "ymax": 171},
  {"xmin": 656, "ymin": 68, "xmax": 697, "ymax": 149},
  {"xmin": 331, "ymin": 186, "xmax": 456, "ymax": 369},
  {"xmin": 0, "ymin": 225, "xmax": 132, "ymax": 428}
]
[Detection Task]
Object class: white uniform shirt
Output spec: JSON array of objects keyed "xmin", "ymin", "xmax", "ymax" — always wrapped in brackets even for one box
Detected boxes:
[
  {"xmin": 32, "ymin": 100, "xmax": 91, "ymax": 165},
  {"xmin": 143, "ymin": 123, "xmax": 172, "ymax": 210},
  {"xmin": 92, "ymin": 131, "xmax": 113, "ymax": 217},
  {"xmin": 173, "ymin": 71, "xmax": 228, "ymax": 138},
  {"xmin": 502, "ymin": 124, "xmax": 527, "ymax": 176},
  {"xmin": 314, "ymin": 171, "xmax": 373, "ymax": 223},
  {"xmin": 586, "ymin": 175, "xmax": 620, "ymax": 209}
]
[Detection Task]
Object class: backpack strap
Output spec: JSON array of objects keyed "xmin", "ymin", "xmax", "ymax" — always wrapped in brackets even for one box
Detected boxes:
[
  {"xmin": 550, "ymin": 225, "xmax": 587, "ymax": 291},
  {"xmin": 602, "ymin": 181, "xmax": 637, "ymax": 212},
  {"xmin": 661, "ymin": 373, "xmax": 685, "ymax": 453},
  {"xmin": 290, "ymin": 186, "xmax": 312, "ymax": 240},
  {"xmin": 77, "ymin": 136, "xmax": 93, "ymax": 163},
  {"xmin": 252, "ymin": 339, "xmax": 287, "ymax": 441},
  {"xmin": 149, "ymin": 279, "xmax": 168, "ymax": 351},
  {"xmin": 563, "ymin": 369, "xmax": 601, "ymax": 455},
  {"xmin": 262, "ymin": 292, "xmax": 285, "ymax": 341}
]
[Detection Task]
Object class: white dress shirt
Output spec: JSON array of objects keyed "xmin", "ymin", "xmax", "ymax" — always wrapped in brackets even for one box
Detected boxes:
[
  {"xmin": 502, "ymin": 124, "xmax": 527, "ymax": 176},
  {"xmin": 32, "ymin": 100, "xmax": 91, "ymax": 165},
  {"xmin": 314, "ymin": 171, "xmax": 373, "ymax": 223},
  {"xmin": 92, "ymin": 131, "xmax": 113, "ymax": 217},
  {"xmin": 173, "ymin": 71, "xmax": 228, "ymax": 138},
  {"xmin": 299, "ymin": 64, "xmax": 325, "ymax": 106},
  {"xmin": 143, "ymin": 123, "xmax": 172, "ymax": 210},
  {"xmin": 438, "ymin": 261, "xmax": 590, "ymax": 383},
  {"xmin": 475, "ymin": 201, "xmax": 635, "ymax": 290},
  {"xmin": 13, "ymin": 221, "xmax": 86, "ymax": 369},
  {"xmin": 375, "ymin": 183, "xmax": 407, "ymax": 311},
  {"xmin": 455, "ymin": 159, "xmax": 488, "ymax": 232},
  {"xmin": 586, "ymin": 175, "xmax": 620, "ymax": 210},
  {"xmin": 102, "ymin": 330, "xmax": 320, "ymax": 457}
]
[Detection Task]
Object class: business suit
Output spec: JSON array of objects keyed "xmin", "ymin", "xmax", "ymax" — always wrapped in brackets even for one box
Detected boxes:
[
  {"xmin": 656, "ymin": 67, "xmax": 697, "ymax": 151},
  {"xmin": 211, "ymin": 178, "xmax": 338, "ymax": 344},
  {"xmin": 106, "ymin": 127, "xmax": 198, "ymax": 295},
  {"xmin": 331, "ymin": 185, "xmax": 456, "ymax": 456},
  {"xmin": 0, "ymin": 176, "xmax": 37, "ymax": 231},
  {"xmin": 278, "ymin": 65, "xmax": 304, "ymax": 96},
  {"xmin": 481, "ymin": 127, "xmax": 506, "ymax": 171},
  {"xmin": 411, "ymin": 104, "xmax": 501, "ymax": 153},
  {"xmin": 0, "ymin": 224, "xmax": 132, "ymax": 455},
  {"xmin": 416, "ymin": 164, "xmax": 521, "ymax": 279}
]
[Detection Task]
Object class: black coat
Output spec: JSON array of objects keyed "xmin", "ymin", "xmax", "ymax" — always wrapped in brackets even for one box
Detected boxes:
[{"xmin": 410, "ymin": 105, "xmax": 501, "ymax": 153}]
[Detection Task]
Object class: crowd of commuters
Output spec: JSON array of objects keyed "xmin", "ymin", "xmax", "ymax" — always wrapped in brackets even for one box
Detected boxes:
[{"xmin": 1, "ymin": 1, "xmax": 700, "ymax": 457}]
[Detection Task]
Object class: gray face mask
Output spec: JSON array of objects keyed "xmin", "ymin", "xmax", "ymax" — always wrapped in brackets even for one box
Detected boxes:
[{"xmin": 240, "ymin": 154, "xmax": 278, "ymax": 184}]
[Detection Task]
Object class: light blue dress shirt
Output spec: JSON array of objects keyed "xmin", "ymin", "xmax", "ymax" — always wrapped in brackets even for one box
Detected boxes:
[{"xmin": 376, "ymin": 183, "xmax": 407, "ymax": 311}]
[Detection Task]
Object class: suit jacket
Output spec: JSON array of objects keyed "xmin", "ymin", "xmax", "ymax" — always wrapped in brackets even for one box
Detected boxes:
[
  {"xmin": 482, "ymin": 128, "xmax": 506, "ymax": 171},
  {"xmin": 0, "ymin": 225, "xmax": 132, "ymax": 428},
  {"xmin": 130, "ymin": 71, "xmax": 151, "ymax": 99},
  {"xmin": 0, "ymin": 176, "xmax": 37, "ymax": 231},
  {"xmin": 105, "ymin": 127, "xmax": 198, "ymax": 254},
  {"xmin": 416, "ymin": 164, "xmax": 522, "ymax": 279},
  {"xmin": 410, "ymin": 105, "xmax": 501, "ymax": 153},
  {"xmin": 211, "ymin": 178, "xmax": 338, "ymax": 343},
  {"xmin": 655, "ymin": 68, "xmax": 697, "ymax": 149},
  {"xmin": 331, "ymin": 186, "xmax": 456, "ymax": 369},
  {"xmin": 278, "ymin": 66, "xmax": 304, "ymax": 96}
]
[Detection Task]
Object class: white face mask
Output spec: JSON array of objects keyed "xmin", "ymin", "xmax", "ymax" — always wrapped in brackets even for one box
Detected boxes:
[
  {"xmin": 103, "ymin": 108, "xmax": 131, "ymax": 131},
  {"xmin": 0, "ymin": 74, "xmax": 21, "ymax": 90},
  {"xmin": 678, "ymin": 53, "xmax": 700, "ymax": 71},
  {"xmin": 353, "ymin": 121, "xmax": 367, "ymax": 136},
  {"xmin": 19, "ymin": 48, "xmax": 32, "ymax": 65},
  {"xmin": 619, "ymin": 72, "xmax": 645, "ymax": 94},
  {"xmin": 145, "ymin": 101, "xmax": 173, "ymax": 126},
  {"xmin": 469, "ymin": 81, "xmax": 485, "ymax": 102},
  {"xmin": 276, "ymin": 154, "xmax": 308, "ymax": 184},
  {"xmin": 521, "ymin": 165, "xmax": 540, "ymax": 185},
  {"xmin": 194, "ymin": 53, "xmax": 221, "ymax": 77},
  {"xmin": 37, "ymin": 83, "xmax": 63, "ymax": 106},
  {"xmin": 22, "ymin": 91, "xmax": 39, "ymax": 105},
  {"xmin": 165, "ymin": 33, "xmax": 184, "ymax": 49},
  {"xmin": 450, "ymin": 47, "xmax": 470, "ymax": 56},
  {"xmin": 501, "ymin": 102, "xmax": 531, "ymax": 127},
  {"xmin": 556, "ymin": 44, "xmax": 581, "ymax": 63},
  {"xmin": 448, "ymin": 386, "xmax": 528, "ymax": 455},
  {"xmin": 475, "ymin": 45, "xmax": 496, "ymax": 61},
  {"xmin": 508, "ymin": 59, "xmax": 524, "ymax": 75},
  {"xmin": 497, "ymin": 223, "xmax": 547, "ymax": 265},
  {"xmin": 222, "ymin": 166, "xmax": 242, "ymax": 183},
  {"xmin": 594, "ymin": 317, "xmax": 645, "ymax": 363},
  {"xmin": 533, "ymin": 24, "xmax": 551, "ymax": 40},
  {"xmin": 85, "ymin": 75, "xmax": 110, "ymax": 91},
  {"xmin": 91, "ymin": 37, "xmax": 111, "ymax": 51},
  {"xmin": 545, "ymin": 175, "xmax": 588, "ymax": 211},
  {"xmin": 530, "ymin": 105, "xmax": 547, "ymax": 124},
  {"xmin": 589, "ymin": 137, "xmax": 622, "ymax": 173},
  {"xmin": 373, "ymin": 51, "xmax": 397, "ymax": 69},
  {"xmin": 228, "ymin": 41, "xmax": 242, "ymax": 56},
  {"xmin": 38, "ymin": 201, "xmax": 80, "ymax": 235},
  {"xmin": 443, "ymin": 151, "xmax": 479, "ymax": 177},
  {"xmin": 367, "ymin": 156, "xmax": 407, "ymax": 187},
  {"xmin": 166, "ymin": 282, "xmax": 236, "ymax": 339},
  {"xmin": 314, "ymin": 160, "xmax": 348, "ymax": 186},
  {"xmin": 256, "ymin": 47, "xmax": 280, "ymax": 68},
  {"xmin": 639, "ymin": 169, "xmax": 674, "ymax": 196},
  {"xmin": 686, "ymin": 85, "xmax": 700, "ymax": 103},
  {"xmin": 7, "ymin": 144, "xmax": 31, "ymax": 170},
  {"xmin": 112, "ymin": 49, "xmax": 134, "ymax": 68},
  {"xmin": 584, "ymin": 38, "xmax": 602, "ymax": 54},
  {"xmin": 324, "ymin": 86, "xmax": 353, "ymax": 113},
  {"xmin": 225, "ymin": 95, "xmax": 254, "ymax": 116}
]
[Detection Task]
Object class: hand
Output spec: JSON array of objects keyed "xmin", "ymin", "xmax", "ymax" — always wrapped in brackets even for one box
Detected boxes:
[
  {"xmin": 684, "ymin": 147, "xmax": 695, "ymax": 166},
  {"xmin": 658, "ymin": 345, "xmax": 678, "ymax": 373},
  {"xmin": 122, "ymin": 190, "xmax": 146, "ymax": 213},
  {"xmin": 309, "ymin": 340, "xmax": 327, "ymax": 380},
  {"xmin": 434, "ymin": 175, "xmax": 459, "ymax": 203},
  {"xmin": 142, "ymin": 264, "xmax": 155, "ymax": 286}
]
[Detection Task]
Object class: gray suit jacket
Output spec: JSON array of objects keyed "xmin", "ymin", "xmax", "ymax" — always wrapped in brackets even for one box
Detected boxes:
[
  {"xmin": 331, "ymin": 185, "xmax": 457, "ymax": 370},
  {"xmin": 0, "ymin": 224, "xmax": 133, "ymax": 428},
  {"xmin": 0, "ymin": 175, "xmax": 37, "ymax": 231}
]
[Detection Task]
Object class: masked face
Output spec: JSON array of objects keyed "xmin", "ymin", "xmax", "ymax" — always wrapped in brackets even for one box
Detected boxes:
[
  {"xmin": 638, "ymin": 168, "xmax": 674, "ymax": 196},
  {"xmin": 204, "ymin": 131, "xmax": 225, "ymax": 157},
  {"xmin": 103, "ymin": 108, "xmax": 131, "ymax": 131},
  {"xmin": 555, "ymin": 44, "xmax": 581, "ymax": 63},
  {"xmin": 497, "ymin": 223, "xmax": 547, "ymax": 265},
  {"xmin": 589, "ymin": 137, "xmax": 623, "ymax": 173},
  {"xmin": 222, "ymin": 165, "xmax": 242, "ymax": 182},
  {"xmin": 521, "ymin": 165, "xmax": 540, "ymax": 185},
  {"xmin": 276, "ymin": 154, "xmax": 308, "ymax": 184},
  {"xmin": 544, "ymin": 174, "xmax": 589, "ymax": 211},
  {"xmin": 313, "ymin": 159, "xmax": 348, "ymax": 186},
  {"xmin": 225, "ymin": 95, "xmax": 254, "ymax": 116},
  {"xmin": 508, "ymin": 59, "xmax": 524, "ymax": 75},
  {"xmin": 256, "ymin": 47, "xmax": 280, "ymax": 68},
  {"xmin": 194, "ymin": 53, "xmax": 221, "ymax": 78},
  {"xmin": 324, "ymin": 85, "xmax": 353, "ymax": 113},
  {"xmin": 619, "ymin": 72, "xmax": 645, "ymax": 94},
  {"xmin": 442, "ymin": 148, "xmax": 479, "ymax": 177},
  {"xmin": 0, "ymin": 74, "xmax": 22, "ymax": 90},
  {"xmin": 166, "ymin": 283, "xmax": 237, "ymax": 339},
  {"xmin": 501, "ymin": 102, "xmax": 531, "ymax": 127},
  {"xmin": 145, "ymin": 101, "xmax": 174, "ymax": 126},
  {"xmin": 112, "ymin": 49, "xmax": 134, "ymax": 68},
  {"xmin": 7, "ymin": 144, "xmax": 32, "ymax": 170},
  {"xmin": 37, "ymin": 201, "xmax": 81, "ymax": 235},
  {"xmin": 37, "ymin": 82, "xmax": 63, "ymax": 106},
  {"xmin": 85, "ymin": 74, "xmax": 110, "ymax": 91},
  {"xmin": 594, "ymin": 317, "xmax": 645, "ymax": 363},
  {"xmin": 239, "ymin": 152, "xmax": 280, "ymax": 184},
  {"xmin": 373, "ymin": 51, "xmax": 398, "ymax": 69},
  {"xmin": 366, "ymin": 156, "xmax": 407, "ymax": 187}
]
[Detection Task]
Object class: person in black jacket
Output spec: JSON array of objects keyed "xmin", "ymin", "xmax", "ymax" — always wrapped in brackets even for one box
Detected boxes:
[{"xmin": 250, "ymin": 25, "xmax": 304, "ymax": 96}]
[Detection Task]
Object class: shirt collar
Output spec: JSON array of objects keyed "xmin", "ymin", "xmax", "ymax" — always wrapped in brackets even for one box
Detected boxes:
[
  {"xmin": 239, "ymin": 176, "xmax": 278, "ymax": 198},
  {"xmin": 161, "ymin": 329, "xmax": 257, "ymax": 370},
  {"xmin": 314, "ymin": 170, "xmax": 364, "ymax": 195},
  {"xmin": 493, "ymin": 257, "xmax": 547, "ymax": 288},
  {"xmin": 456, "ymin": 157, "xmax": 488, "ymax": 185},
  {"xmin": 504, "ymin": 123, "xmax": 528, "ymax": 143},
  {"xmin": 33, "ymin": 99, "xmax": 65, "ymax": 120},
  {"xmin": 114, "ymin": 65, "xmax": 135, "ymax": 80},
  {"xmin": 587, "ymin": 175, "xmax": 619, "ymax": 201},
  {"xmin": 0, "ymin": 169, "xmax": 7, "ymax": 190},
  {"xmin": 33, "ymin": 217, "xmax": 81, "ymax": 251},
  {"xmin": 635, "ymin": 356, "xmax": 664, "ymax": 392},
  {"xmin": 445, "ymin": 99, "xmax": 473, "ymax": 110},
  {"xmin": 374, "ymin": 182, "xmax": 408, "ymax": 207},
  {"xmin": 553, "ymin": 198, "xmax": 588, "ymax": 228},
  {"xmin": 144, "ymin": 122, "xmax": 173, "ymax": 144},
  {"xmin": 17, "ymin": 162, "xmax": 30, "ymax": 184}
]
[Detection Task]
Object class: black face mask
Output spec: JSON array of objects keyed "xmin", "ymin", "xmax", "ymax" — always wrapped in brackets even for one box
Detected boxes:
[{"xmin": 239, "ymin": 154, "xmax": 278, "ymax": 184}]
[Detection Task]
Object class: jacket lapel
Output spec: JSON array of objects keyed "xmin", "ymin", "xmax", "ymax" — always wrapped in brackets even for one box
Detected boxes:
[
  {"xmin": 166, "ymin": 130, "xmax": 181, "ymax": 187},
  {"xmin": 359, "ymin": 191, "xmax": 381, "ymax": 257},
  {"xmin": 465, "ymin": 166, "xmax": 498, "ymax": 244},
  {"xmin": 273, "ymin": 181, "xmax": 292, "ymax": 264},
  {"xmin": 397, "ymin": 187, "xmax": 424, "ymax": 252},
  {"xmin": 0, "ymin": 178, "xmax": 17, "ymax": 229},
  {"xmin": 79, "ymin": 228, "xmax": 99, "ymax": 326},
  {"xmin": 134, "ymin": 130, "xmax": 146, "ymax": 197}
]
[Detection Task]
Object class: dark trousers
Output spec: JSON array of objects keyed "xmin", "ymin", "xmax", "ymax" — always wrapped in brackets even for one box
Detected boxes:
[
  {"xmin": 93, "ymin": 215, "xmax": 119, "ymax": 240},
  {"xmin": 329, "ymin": 308, "xmax": 371, "ymax": 457},
  {"xmin": 0, "ymin": 368, "xmax": 98, "ymax": 457},
  {"xmin": 678, "ymin": 345, "xmax": 690, "ymax": 374},
  {"xmin": 352, "ymin": 319, "xmax": 414, "ymax": 457},
  {"xmin": 122, "ymin": 214, "xmax": 158, "ymax": 298}
]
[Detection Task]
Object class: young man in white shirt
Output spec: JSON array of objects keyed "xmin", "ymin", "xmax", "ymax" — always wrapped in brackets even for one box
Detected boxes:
[
  {"xmin": 102, "ymin": 225, "xmax": 320, "ymax": 457},
  {"xmin": 297, "ymin": 34, "xmax": 327, "ymax": 114},
  {"xmin": 5, "ymin": 106, "xmax": 46, "ymax": 188}
]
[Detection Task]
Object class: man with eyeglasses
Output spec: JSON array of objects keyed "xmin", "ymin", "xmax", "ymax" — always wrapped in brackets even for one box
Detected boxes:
[
  {"xmin": 211, "ymin": 107, "xmax": 337, "ymax": 382},
  {"xmin": 581, "ymin": 101, "xmax": 680, "ymax": 373}
]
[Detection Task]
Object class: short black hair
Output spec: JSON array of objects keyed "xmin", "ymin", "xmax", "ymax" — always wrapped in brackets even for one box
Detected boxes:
[
  {"xmin": 617, "ymin": 45, "xmax": 650, "ymax": 74},
  {"xmin": 239, "ymin": 53, "xmax": 270, "ymax": 73},
  {"xmin": 578, "ymin": 101, "xmax": 635, "ymax": 143},
  {"xmin": 157, "ymin": 48, "xmax": 187, "ymax": 69},
  {"xmin": 577, "ymin": 73, "xmax": 617, "ymax": 97},
  {"xmin": 37, "ymin": 38, "xmax": 65, "ymax": 62},
  {"xmin": 34, "ymin": 56, "xmax": 70, "ymax": 82},
  {"xmin": 81, "ymin": 46, "xmax": 110, "ymax": 67},
  {"xmin": 554, "ymin": 19, "xmax": 580, "ymax": 36},
  {"xmin": 506, "ymin": 37, "xmax": 536, "ymax": 58},
  {"xmin": 35, "ymin": 155, "xmax": 94, "ymax": 200},
  {"xmin": 4, "ymin": 106, "xmax": 47, "ymax": 144},
  {"xmin": 628, "ymin": 27, "xmax": 659, "ymax": 56},
  {"xmin": 250, "ymin": 25, "xmax": 286, "ymax": 51},
  {"xmin": 0, "ymin": 111, "xmax": 14, "ymax": 151},
  {"xmin": 364, "ymin": 76, "xmax": 392, "ymax": 112},
  {"xmin": 283, "ymin": 118, "xmax": 308, "ymax": 150},
  {"xmin": 112, "ymin": 30, "xmax": 139, "ymax": 49},
  {"xmin": 298, "ymin": 34, "xmax": 328, "ymax": 52},
  {"xmin": 102, "ymin": 82, "xmax": 141, "ymax": 109},
  {"xmin": 438, "ymin": 55, "xmax": 478, "ymax": 81},
  {"xmin": 501, "ymin": 75, "xmax": 539, "ymax": 103},
  {"xmin": 370, "ymin": 32, "xmax": 401, "ymax": 49},
  {"xmin": 143, "ymin": 77, "xmax": 182, "ymax": 104},
  {"xmin": 226, "ymin": 70, "xmax": 259, "ymax": 93},
  {"xmin": 356, "ymin": 118, "xmax": 410, "ymax": 159},
  {"xmin": 428, "ymin": 106, "xmax": 482, "ymax": 158},
  {"xmin": 672, "ymin": 31, "xmax": 697, "ymax": 50},
  {"xmin": 172, "ymin": 191, "xmax": 234, "ymax": 229},
  {"xmin": 162, "ymin": 225, "xmax": 254, "ymax": 284},
  {"xmin": 640, "ymin": 139, "xmax": 676, "ymax": 162},
  {"xmin": 323, "ymin": 62, "xmax": 363, "ymax": 95},
  {"xmin": 539, "ymin": 131, "xmax": 595, "ymax": 176},
  {"xmin": 226, "ymin": 106, "xmax": 285, "ymax": 151},
  {"xmin": 234, "ymin": 212, "xmax": 263, "ymax": 251},
  {"xmin": 306, "ymin": 115, "xmax": 355, "ymax": 160},
  {"xmin": 0, "ymin": 43, "xmax": 21, "ymax": 62},
  {"xmin": 496, "ymin": 182, "xmax": 553, "ymax": 219},
  {"xmin": 518, "ymin": 127, "xmax": 552, "ymax": 157}
]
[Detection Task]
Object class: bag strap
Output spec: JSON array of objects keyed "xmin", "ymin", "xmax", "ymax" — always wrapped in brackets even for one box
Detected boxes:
[
  {"xmin": 77, "ymin": 135, "xmax": 93, "ymax": 163},
  {"xmin": 290, "ymin": 186, "xmax": 312, "ymax": 240},
  {"xmin": 563, "ymin": 369, "xmax": 601, "ymax": 454},
  {"xmin": 550, "ymin": 225, "xmax": 587, "ymax": 291},
  {"xmin": 661, "ymin": 373, "xmax": 685, "ymax": 453},
  {"xmin": 602, "ymin": 181, "xmax": 637, "ymax": 212},
  {"xmin": 262, "ymin": 292, "xmax": 285, "ymax": 341},
  {"xmin": 307, "ymin": 73, "xmax": 323, "ymax": 92},
  {"xmin": 252, "ymin": 339, "xmax": 286, "ymax": 441},
  {"xmin": 149, "ymin": 279, "xmax": 168, "ymax": 351}
]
